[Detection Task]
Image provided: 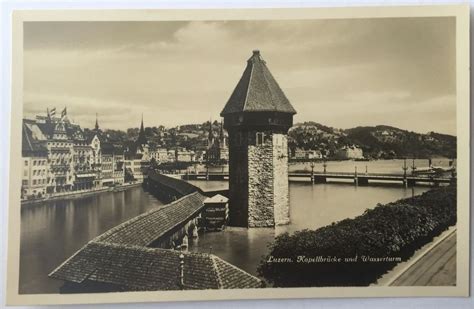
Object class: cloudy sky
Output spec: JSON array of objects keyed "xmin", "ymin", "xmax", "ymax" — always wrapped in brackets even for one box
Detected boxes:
[{"xmin": 24, "ymin": 17, "xmax": 456, "ymax": 135}]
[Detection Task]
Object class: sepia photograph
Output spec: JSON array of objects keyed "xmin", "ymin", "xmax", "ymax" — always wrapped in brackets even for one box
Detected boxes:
[{"xmin": 5, "ymin": 5, "xmax": 470, "ymax": 306}]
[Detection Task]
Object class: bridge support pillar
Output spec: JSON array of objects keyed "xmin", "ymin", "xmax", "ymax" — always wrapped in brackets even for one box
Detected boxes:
[
  {"xmin": 313, "ymin": 176, "xmax": 327, "ymax": 184},
  {"xmin": 407, "ymin": 179, "xmax": 416, "ymax": 187},
  {"xmin": 357, "ymin": 177, "xmax": 369, "ymax": 186}
]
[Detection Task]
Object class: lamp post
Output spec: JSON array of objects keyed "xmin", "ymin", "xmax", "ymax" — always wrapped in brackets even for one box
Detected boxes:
[
  {"xmin": 402, "ymin": 158, "xmax": 408, "ymax": 187},
  {"xmin": 310, "ymin": 160, "xmax": 315, "ymax": 184},
  {"xmin": 354, "ymin": 166, "xmax": 358, "ymax": 186}
]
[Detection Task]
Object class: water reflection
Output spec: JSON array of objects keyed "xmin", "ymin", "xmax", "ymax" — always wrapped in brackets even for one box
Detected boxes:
[
  {"xmin": 20, "ymin": 163, "xmax": 433, "ymax": 294},
  {"xmin": 19, "ymin": 186, "xmax": 164, "ymax": 294},
  {"xmin": 189, "ymin": 181, "xmax": 429, "ymax": 276}
]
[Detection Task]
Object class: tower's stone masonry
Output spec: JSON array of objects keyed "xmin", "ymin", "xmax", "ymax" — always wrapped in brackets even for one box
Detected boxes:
[
  {"xmin": 272, "ymin": 133, "xmax": 290, "ymax": 225},
  {"xmin": 247, "ymin": 132, "xmax": 290, "ymax": 227},
  {"xmin": 247, "ymin": 135, "xmax": 274, "ymax": 227}
]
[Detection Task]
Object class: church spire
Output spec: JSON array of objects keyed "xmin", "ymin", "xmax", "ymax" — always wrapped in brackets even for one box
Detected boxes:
[
  {"xmin": 219, "ymin": 119, "xmax": 224, "ymax": 138},
  {"xmin": 208, "ymin": 119, "xmax": 214, "ymax": 139},
  {"xmin": 95, "ymin": 113, "xmax": 99, "ymax": 131},
  {"xmin": 137, "ymin": 114, "xmax": 147, "ymax": 146}
]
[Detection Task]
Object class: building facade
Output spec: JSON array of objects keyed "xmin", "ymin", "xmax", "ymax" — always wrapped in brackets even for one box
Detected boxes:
[
  {"xmin": 113, "ymin": 148, "xmax": 125, "ymax": 185},
  {"xmin": 293, "ymin": 148, "xmax": 323, "ymax": 160},
  {"xmin": 206, "ymin": 121, "xmax": 228, "ymax": 164},
  {"xmin": 123, "ymin": 117, "xmax": 151, "ymax": 182},
  {"xmin": 21, "ymin": 109, "xmax": 129, "ymax": 200},
  {"xmin": 72, "ymin": 138, "xmax": 95, "ymax": 191},
  {"xmin": 221, "ymin": 50, "xmax": 296, "ymax": 228},
  {"xmin": 335, "ymin": 145, "xmax": 364, "ymax": 160},
  {"xmin": 22, "ymin": 122, "xmax": 49, "ymax": 199},
  {"xmin": 47, "ymin": 120, "xmax": 75, "ymax": 193},
  {"xmin": 100, "ymin": 143, "xmax": 115, "ymax": 186}
]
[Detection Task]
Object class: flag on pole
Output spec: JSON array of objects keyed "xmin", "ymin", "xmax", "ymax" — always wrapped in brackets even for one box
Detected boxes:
[
  {"xmin": 61, "ymin": 107, "xmax": 67, "ymax": 118},
  {"xmin": 50, "ymin": 107, "xmax": 56, "ymax": 116}
]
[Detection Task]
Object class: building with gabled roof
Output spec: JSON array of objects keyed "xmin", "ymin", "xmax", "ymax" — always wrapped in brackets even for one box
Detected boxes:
[
  {"xmin": 123, "ymin": 117, "xmax": 151, "ymax": 183},
  {"xmin": 21, "ymin": 121, "xmax": 49, "ymax": 199}
]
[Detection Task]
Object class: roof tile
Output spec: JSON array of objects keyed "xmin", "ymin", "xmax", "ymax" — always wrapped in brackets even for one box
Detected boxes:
[{"xmin": 221, "ymin": 50, "xmax": 296, "ymax": 115}]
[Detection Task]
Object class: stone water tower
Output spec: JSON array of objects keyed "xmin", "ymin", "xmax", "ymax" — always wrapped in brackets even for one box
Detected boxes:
[{"xmin": 220, "ymin": 50, "xmax": 296, "ymax": 227}]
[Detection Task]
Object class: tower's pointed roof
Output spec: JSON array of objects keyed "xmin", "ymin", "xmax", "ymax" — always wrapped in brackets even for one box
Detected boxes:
[{"xmin": 221, "ymin": 50, "xmax": 296, "ymax": 116}]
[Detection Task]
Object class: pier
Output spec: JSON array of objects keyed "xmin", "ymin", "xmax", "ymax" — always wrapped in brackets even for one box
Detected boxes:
[{"xmin": 180, "ymin": 171, "xmax": 455, "ymax": 186}]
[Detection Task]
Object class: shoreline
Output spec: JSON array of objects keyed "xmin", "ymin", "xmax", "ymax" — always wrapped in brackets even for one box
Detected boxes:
[{"xmin": 20, "ymin": 182, "xmax": 142, "ymax": 207}]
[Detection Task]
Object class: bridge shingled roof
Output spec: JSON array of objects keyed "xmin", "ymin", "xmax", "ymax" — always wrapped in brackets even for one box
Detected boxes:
[
  {"xmin": 49, "ymin": 179, "xmax": 262, "ymax": 290},
  {"xmin": 94, "ymin": 191, "xmax": 206, "ymax": 247},
  {"xmin": 49, "ymin": 242, "xmax": 262, "ymax": 290},
  {"xmin": 148, "ymin": 170, "xmax": 202, "ymax": 196},
  {"xmin": 220, "ymin": 50, "xmax": 297, "ymax": 116}
]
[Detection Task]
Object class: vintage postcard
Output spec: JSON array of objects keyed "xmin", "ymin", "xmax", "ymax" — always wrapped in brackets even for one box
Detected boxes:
[{"xmin": 6, "ymin": 5, "xmax": 470, "ymax": 306}]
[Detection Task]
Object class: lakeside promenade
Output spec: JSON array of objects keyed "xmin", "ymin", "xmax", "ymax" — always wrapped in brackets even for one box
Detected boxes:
[
  {"xmin": 390, "ymin": 230, "xmax": 456, "ymax": 286},
  {"xmin": 21, "ymin": 182, "xmax": 142, "ymax": 206}
]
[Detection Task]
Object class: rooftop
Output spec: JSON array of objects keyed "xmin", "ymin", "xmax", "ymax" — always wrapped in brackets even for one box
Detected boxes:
[
  {"xmin": 49, "ymin": 241, "xmax": 262, "ymax": 290},
  {"xmin": 95, "ymin": 191, "xmax": 206, "ymax": 247},
  {"xmin": 221, "ymin": 50, "xmax": 297, "ymax": 116},
  {"xmin": 49, "ymin": 189, "xmax": 262, "ymax": 290},
  {"xmin": 148, "ymin": 170, "xmax": 202, "ymax": 197},
  {"xmin": 204, "ymin": 194, "xmax": 229, "ymax": 204}
]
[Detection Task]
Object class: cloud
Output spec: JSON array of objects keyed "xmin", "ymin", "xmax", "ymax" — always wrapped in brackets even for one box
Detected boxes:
[{"xmin": 23, "ymin": 18, "xmax": 456, "ymax": 135}]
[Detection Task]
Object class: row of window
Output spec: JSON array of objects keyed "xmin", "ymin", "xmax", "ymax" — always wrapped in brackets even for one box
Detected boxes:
[
  {"xmin": 32, "ymin": 169, "xmax": 47, "ymax": 176},
  {"xmin": 232, "ymin": 132, "xmax": 269, "ymax": 146},
  {"xmin": 50, "ymin": 152, "xmax": 71, "ymax": 159},
  {"xmin": 230, "ymin": 132, "xmax": 287, "ymax": 147},
  {"xmin": 49, "ymin": 142, "xmax": 72, "ymax": 147},
  {"xmin": 22, "ymin": 179, "xmax": 47, "ymax": 186},
  {"xmin": 25, "ymin": 159, "xmax": 47, "ymax": 166},
  {"xmin": 51, "ymin": 159, "xmax": 72, "ymax": 165}
]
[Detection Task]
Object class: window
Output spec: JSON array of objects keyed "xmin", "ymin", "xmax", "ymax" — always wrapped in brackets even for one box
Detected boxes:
[
  {"xmin": 33, "ymin": 160, "xmax": 37, "ymax": 166},
  {"xmin": 256, "ymin": 132, "xmax": 264, "ymax": 146},
  {"xmin": 22, "ymin": 180, "xmax": 28, "ymax": 186},
  {"xmin": 24, "ymin": 160, "xmax": 28, "ymax": 166},
  {"xmin": 33, "ymin": 180, "xmax": 36, "ymax": 185},
  {"xmin": 237, "ymin": 132, "xmax": 244, "ymax": 146}
]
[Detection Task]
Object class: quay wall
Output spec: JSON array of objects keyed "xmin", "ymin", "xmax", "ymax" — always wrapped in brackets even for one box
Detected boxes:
[{"xmin": 21, "ymin": 182, "xmax": 142, "ymax": 207}]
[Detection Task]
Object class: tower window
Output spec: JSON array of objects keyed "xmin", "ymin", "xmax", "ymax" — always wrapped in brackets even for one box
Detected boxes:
[{"xmin": 256, "ymin": 132, "xmax": 264, "ymax": 146}]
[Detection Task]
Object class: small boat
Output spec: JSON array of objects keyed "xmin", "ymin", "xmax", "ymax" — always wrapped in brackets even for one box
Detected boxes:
[{"xmin": 412, "ymin": 166, "xmax": 455, "ymax": 177}]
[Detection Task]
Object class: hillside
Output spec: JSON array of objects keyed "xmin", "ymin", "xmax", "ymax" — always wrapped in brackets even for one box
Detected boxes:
[
  {"xmin": 96, "ymin": 120, "xmax": 456, "ymax": 160},
  {"xmin": 288, "ymin": 122, "xmax": 456, "ymax": 159}
]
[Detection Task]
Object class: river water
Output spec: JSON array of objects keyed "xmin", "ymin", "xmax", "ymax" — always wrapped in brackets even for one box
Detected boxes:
[
  {"xmin": 19, "ymin": 187, "xmax": 164, "ymax": 294},
  {"xmin": 19, "ymin": 159, "xmax": 448, "ymax": 294}
]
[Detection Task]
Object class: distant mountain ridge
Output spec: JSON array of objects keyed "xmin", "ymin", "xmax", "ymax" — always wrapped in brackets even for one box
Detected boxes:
[
  {"xmin": 289, "ymin": 122, "xmax": 456, "ymax": 159},
  {"xmin": 95, "ymin": 120, "xmax": 455, "ymax": 160}
]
